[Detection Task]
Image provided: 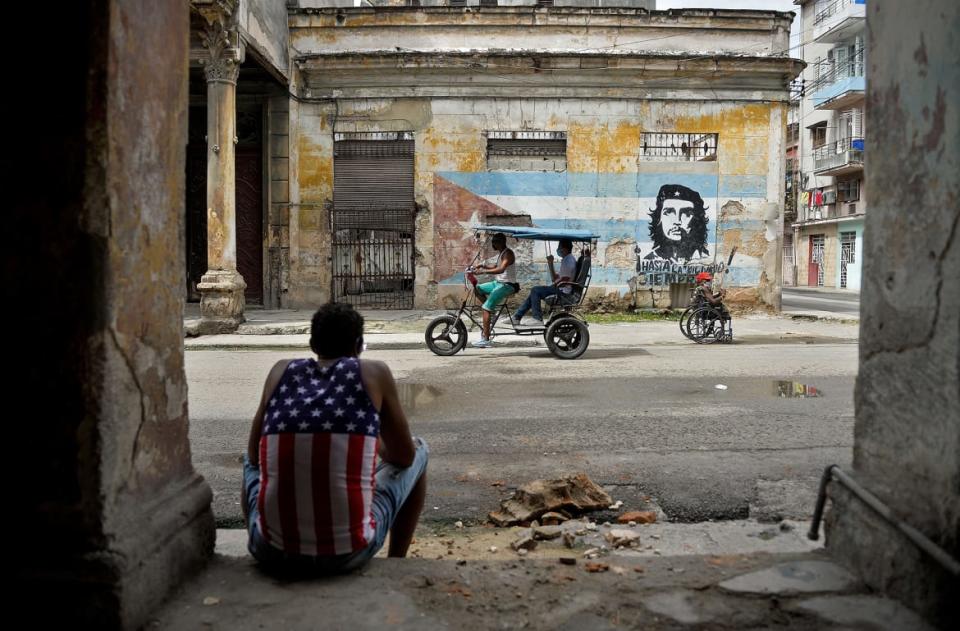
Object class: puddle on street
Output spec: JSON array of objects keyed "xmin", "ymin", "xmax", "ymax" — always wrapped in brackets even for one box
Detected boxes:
[
  {"xmin": 397, "ymin": 383, "xmax": 443, "ymax": 409},
  {"xmin": 774, "ymin": 381, "xmax": 822, "ymax": 398}
]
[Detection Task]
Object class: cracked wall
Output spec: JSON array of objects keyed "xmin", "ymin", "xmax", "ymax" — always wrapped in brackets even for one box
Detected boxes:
[{"xmin": 824, "ymin": 1, "xmax": 960, "ymax": 626}]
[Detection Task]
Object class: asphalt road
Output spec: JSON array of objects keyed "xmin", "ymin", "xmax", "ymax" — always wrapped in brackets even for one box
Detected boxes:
[
  {"xmin": 782, "ymin": 287, "xmax": 860, "ymax": 318},
  {"xmin": 186, "ymin": 331, "xmax": 856, "ymax": 527}
]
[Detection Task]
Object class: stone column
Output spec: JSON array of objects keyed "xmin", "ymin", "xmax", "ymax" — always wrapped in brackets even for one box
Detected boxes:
[
  {"xmin": 197, "ymin": 10, "xmax": 246, "ymax": 333},
  {"xmin": 13, "ymin": 1, "xmax": 214, "ymax": 627},
  {"xmin": 825, "ymin": 0, "xmax": 959, "ymax": 626}
]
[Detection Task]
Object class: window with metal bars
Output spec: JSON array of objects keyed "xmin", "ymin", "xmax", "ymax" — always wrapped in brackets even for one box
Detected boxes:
[
  {"xmin": 487, "ymin": 131, "xmax": 567, "ymax": 172},
  {"xmin": 640, "ymin": 133, "xmax": 717, "ymax": 162}
]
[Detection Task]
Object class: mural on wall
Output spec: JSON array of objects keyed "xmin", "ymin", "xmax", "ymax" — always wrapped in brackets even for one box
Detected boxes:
[
  {"xmin": 433, "ymin": 171, "xmax": 764, "ymax": 295},
  {"xmin": 635, "ymin": 183, "xmax": 726, "ymax": 287}
]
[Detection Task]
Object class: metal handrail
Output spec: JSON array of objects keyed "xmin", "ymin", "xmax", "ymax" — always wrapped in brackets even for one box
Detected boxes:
[{"xmin": 809, "ymin": 464, "xmax": 960, "ymax": 577}]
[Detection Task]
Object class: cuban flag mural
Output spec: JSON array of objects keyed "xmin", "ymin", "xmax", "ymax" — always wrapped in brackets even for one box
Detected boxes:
[{"xmin": 433, "ymin": 170, "xmax": 768, "ymax": 294}]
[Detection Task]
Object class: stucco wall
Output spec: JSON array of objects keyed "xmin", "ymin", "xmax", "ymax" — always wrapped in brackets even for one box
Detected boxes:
[
  {"xmin": 824, "ymin": 0, "xmax": 959, "ymax": 625},
  {"xmin": 289, "ymin": 96, "xmax": 787, "ymax": 309},
  {"xmin": 240, "ymin": 0, "xmax": 290, "ymax": 78}
]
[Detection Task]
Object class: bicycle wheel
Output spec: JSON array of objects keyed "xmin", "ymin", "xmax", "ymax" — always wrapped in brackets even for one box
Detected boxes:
[
  {"xmin": 545, "ymin": 317, "xmax": 590, "ymax": 359},
  {"xmin": 685, "ymin": 306, "xmax": 726, "ymax": 345},
  {"xmin": 425, "ymin": 315, "xmax": 468, "ymax": 356}
]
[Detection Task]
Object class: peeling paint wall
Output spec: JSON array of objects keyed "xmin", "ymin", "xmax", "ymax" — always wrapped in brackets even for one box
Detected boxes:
[
  {"xmin": 239, "ymin": 0, "xmax": 289, "ymax": 79},
  {"xmin": 287, "ymin": 8, "xmax": 797, "ymax": 309}
]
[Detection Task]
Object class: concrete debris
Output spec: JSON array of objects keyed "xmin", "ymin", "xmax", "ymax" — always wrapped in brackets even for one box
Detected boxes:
[
  {"xmin": 584, "ymin": 562, "xmax": 610, "ymax": 573},
  {"xmin": 532, "ymin": 525, "xmax": 563, "ymax": 541},
  {"xmin": 586, "ymin": 522, "xmax": 598, "ymax": 531},
  {"xmin": 202, "ymin": 597, "xmax": 220, "ymax": 606},
  {"xmin": 609, "ymin": 500, "xmax": 624, "ymax": 510},
  {"xmin": 517, "ymin": 548, "xmax": 529, "ymax": 557},
  {"xmin": 559, "ymin": 557, "xmax": 577, "ymax": 566},
  {"xmin": 562, "ymin": 532, "xmax": 576, "ymax": 548},
  {"xmin": 540, "ymin": 511, "xmax": 569, "ymax": 525},
  {"xmin": 604, "ymin": 528, "xmax": 642, "ymax": 548},
  {"xmin": 454, "ymin": 521, "xmax": 463, "ymax": 529},
  {"xmin": 488, "ymin": 546, "xmax": 498, "ymax": 553},
  {"xmin": 511, "ymin": 532, "xmax": 538, "ymax": 551},
  {"xmin": 488, "ymin": 473, "xmax": 613, "ymax": 526},
  {"xmin": 618, "ymin": 510, "xmax": 657, "ymax": 524}
]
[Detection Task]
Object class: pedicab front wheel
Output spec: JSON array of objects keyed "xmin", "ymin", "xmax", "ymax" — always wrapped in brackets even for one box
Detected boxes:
[
  {"xmin": 544, "ymin": 317, "xmax": 590, "ymax": 359},
  {"xmin": 425, "ymin": 315, "xmax": 468, "ymax": 356}
]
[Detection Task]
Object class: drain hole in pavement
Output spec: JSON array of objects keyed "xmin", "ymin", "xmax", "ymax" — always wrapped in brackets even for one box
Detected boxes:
[
  {"xmin": 774, "ymin": 381, "xmax": 822, "ymax": 398},
  {"xmin": 397, "ymin": 384, "xmax": 442, "ymax": 409}
]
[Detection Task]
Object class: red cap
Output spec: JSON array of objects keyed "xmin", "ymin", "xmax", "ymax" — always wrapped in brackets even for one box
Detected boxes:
[{"xmin": 695, "ymin": 272, "xmax": 713, "ymax": 283}]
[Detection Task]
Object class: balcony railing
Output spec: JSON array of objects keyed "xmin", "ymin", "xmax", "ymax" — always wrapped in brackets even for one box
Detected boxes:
[
  {"xmin": 813, "ymin": 0, "xmax": 866, "ymax": 43},
  {"xmin": 814, "ymin": 138, "xmax": 864, "ymax": 174}
]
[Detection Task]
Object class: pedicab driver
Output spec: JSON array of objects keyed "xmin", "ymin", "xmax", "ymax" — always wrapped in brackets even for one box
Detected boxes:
[{"xmin": 469, "ymin": 232, "xmax": 518, "ymax": 348}]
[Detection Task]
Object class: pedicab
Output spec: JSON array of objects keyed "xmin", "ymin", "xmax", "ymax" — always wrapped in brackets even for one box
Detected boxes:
[{"xmin": 425, "ymin": 225, "xmax": 599, "ymax": 359}]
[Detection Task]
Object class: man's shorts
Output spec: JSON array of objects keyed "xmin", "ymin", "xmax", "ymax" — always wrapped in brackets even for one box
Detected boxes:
[
  {"xmin": 243, "ymin": 436, "xmax": 429, "ymax": 574},
  {"xmin": 477, "ymin": 281, "xmax": 517, "ymax": 312}
]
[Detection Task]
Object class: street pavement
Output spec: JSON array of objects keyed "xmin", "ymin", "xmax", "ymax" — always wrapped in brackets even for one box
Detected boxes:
[
  {"xmin": 782, "ymin": 286, "xmax": 860, "ymax": 319},
  {"xmin": 185, "ymin": 318, "xmax": 857, "ymax": 528}
]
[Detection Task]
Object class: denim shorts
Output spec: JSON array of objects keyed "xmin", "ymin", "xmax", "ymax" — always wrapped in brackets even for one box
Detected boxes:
[{"xmin": 242, "ymin": 436, "xmax": 429, "ymax": 574}]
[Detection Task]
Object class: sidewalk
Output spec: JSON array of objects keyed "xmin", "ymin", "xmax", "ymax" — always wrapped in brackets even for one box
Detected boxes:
[
  {"xmin": 151, "ymin": 543, "xmax": 931, "ymax": 630},
  {"xmin": 184, "ymin": 307, "xmax": 858, "ymax": 351}
]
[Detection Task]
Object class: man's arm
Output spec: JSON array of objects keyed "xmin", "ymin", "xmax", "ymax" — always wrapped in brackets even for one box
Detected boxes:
[
  {"xmin": 247, "ymin": 360, "xmax": 291, "ymax": 465},
  {"xmin": 361, "ymin": 359, "xmax": 416, "ymax": 467},
  {"xmin": 476, "ymin": 249, "xmax": 515, "ymax": 275}
]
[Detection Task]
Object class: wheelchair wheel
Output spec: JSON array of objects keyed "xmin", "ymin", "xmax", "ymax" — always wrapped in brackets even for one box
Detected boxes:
[
  {"xmin": 679, "ymin": 306, "xmax": 695, "ymax": 339},
  {"xmin": 425, "ymin": 315, "xmax": 468, "ymax": 356},
  {"xmin": 545, "ymin": 317, "xmax": 590, "ymax": 359},
  {"xmin": 685, "ymin": 306, "xmax": 727, "ymax": 345}
]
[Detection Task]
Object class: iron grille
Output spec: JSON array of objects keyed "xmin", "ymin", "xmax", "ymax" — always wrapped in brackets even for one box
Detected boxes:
[
  {"xmin": 640, "ymin": 133, "xmax": 718, "ymax": 162},
  {"xmin": 331, "ymin": 208, "xmax": 415, "ymax": 309}
]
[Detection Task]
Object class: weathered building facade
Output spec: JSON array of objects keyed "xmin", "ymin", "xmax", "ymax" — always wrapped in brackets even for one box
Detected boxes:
[
  {"xmin": 187, "ymin": 3, "xmax": 801, "ymax": 325},
  {"xmin": 285, "ymin": 5, "xmax": 801, "ymax": 312}
]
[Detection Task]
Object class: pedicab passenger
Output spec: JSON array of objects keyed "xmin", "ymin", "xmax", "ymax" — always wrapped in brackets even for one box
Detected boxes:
[
  {"xmin": 512, "ymin": 238, "xmax": 577, "ymax": 327},
  {"xmin": 242, "ymin": 302, "xmax": 428, "ymax": 574},
  {"xmin": 469, "ymin": 232, "xmax": 518, "ymax": 348}
]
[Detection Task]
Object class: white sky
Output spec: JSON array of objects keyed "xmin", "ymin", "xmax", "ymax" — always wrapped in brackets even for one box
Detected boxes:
[{"xmin": 657, "ymin": 0, "xmax": 802, "ymax": 56}]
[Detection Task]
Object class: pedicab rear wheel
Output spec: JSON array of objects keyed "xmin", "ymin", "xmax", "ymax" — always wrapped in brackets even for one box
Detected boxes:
[
  {"xmin": 545, "ymin": 317, "xmax": 590, "ymax": 359},
  {"xmin": 425, "ymin": 315, "xmax": 468, "ymax": 356}
]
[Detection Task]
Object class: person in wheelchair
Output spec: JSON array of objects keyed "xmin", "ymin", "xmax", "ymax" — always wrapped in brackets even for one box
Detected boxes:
[
  {"xmin": 694, "ymin": 272, "xmax": 729, "ymax": 316},
  {"xmin": 693, "ymin": 271, "xmax": 732, "ymax": 341},
  {"xmin": 469, "ymin": 232, "xmax": 518, "ymax": 348},
  {"xmin": 512, "ymin": 238, "xmax": 577, "ymax": 327}
]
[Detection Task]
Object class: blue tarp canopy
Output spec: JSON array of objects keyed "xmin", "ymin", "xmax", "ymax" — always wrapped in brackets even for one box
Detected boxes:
[{"xmin": 473, "ymin": 225, "xmax": 599, "ymax": 242}]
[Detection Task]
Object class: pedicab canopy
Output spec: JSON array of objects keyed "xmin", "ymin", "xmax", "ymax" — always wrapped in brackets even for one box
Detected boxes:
[{"xmin": 474, "ymin": 225, "xmax": 599, "ymax": 243}]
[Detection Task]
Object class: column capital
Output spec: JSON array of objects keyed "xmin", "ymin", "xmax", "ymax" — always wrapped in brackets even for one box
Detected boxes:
[{"xmin": 196, "ymin": 1, "xmax": 244, "ymax": 85}]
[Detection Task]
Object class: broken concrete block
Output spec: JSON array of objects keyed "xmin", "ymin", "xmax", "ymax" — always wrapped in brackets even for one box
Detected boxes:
[
  {"xmin": 488, "ymin": 473, "xmax": 613, "ymax": 526},
  {"xmin": 618, "ymin": 510, "xmax": 657, "ymax": 525},
  {"xmin": 562, "ymin": 532, "xmax": 576, "ymax": 548},
  {"xmin": 604, "ymin": 528, "xmax": 642, "ymax": 548},
  {"xmin": 533, "ymin": 525, "xmax": 563, "ymax": 540},
  {"xmin": 511, "ymin": 532, "xmax": 538, "ymax": 551},
  {"xmin": 540, "ymin": 511, "xmax": 568, "ymax": 525}
]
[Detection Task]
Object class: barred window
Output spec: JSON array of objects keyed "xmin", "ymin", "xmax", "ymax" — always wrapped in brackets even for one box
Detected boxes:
[
  {"xmin": 487, "ymin": 131, "xmax": 566, "ymax": 172},
  {"xmin": 640, "ymin": 132, "xmax": 717, "ymax": 162}
]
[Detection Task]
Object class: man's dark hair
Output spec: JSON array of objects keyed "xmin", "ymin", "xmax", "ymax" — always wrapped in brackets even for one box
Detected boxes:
[
  {"xmin": 648, "ymin": 184, "xmax": 710, "ymax": 261},
  {"xmin": 310, "ymin": 302, "xmax": 364, "ymax": 358},
  {"xmin": 491, "ymin": 232, "xmax": 506, "ymax": 245},
  {"xmin": 558, "ymin": 238, "xmax": 573, "ymax": 252}
]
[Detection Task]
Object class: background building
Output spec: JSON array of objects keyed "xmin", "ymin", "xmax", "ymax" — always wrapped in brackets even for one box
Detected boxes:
[
  {"xmin": 187, "ymin": 1, "xmax": 801, "ymax": 331},
  {"xmin": 791, "ymin": 0, "xmax": 865, "ymax": 291}
]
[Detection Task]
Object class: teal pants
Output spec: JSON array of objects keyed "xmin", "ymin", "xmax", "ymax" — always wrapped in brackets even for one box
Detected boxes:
[{"xmin": 477, "ymin": 281, "xmax": 516, "ymax": 312}]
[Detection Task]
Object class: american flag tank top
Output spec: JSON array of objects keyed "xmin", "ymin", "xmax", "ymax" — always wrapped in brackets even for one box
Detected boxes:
[{"xmin": 257, "ymin": 357, "xmax": 380, "ymax": 556}]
